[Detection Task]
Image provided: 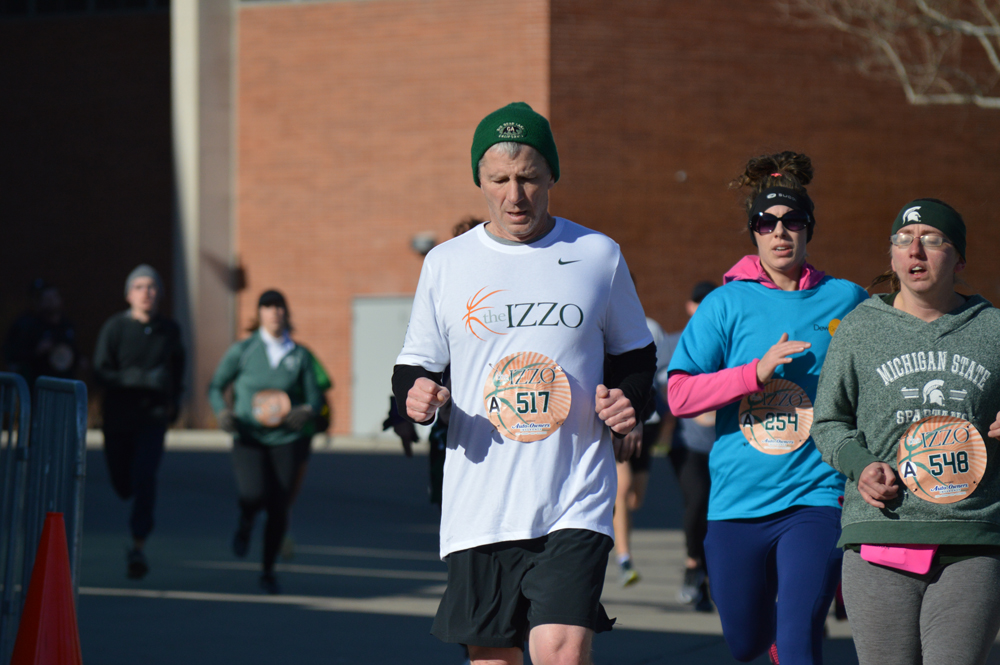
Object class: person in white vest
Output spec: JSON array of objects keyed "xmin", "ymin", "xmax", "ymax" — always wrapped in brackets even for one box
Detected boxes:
[{"xmin": 392, "ymin": 102, "xmax": 656, "ymax": 665}]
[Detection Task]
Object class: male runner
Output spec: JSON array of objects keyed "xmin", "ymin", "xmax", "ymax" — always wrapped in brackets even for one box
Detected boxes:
[
  {"xmin": 392, "ymin": 102, "xmax": 656, "ymax": 665},
  {"xmin": 94, "ymin": 264, "xmax": 185, "ymax": 579}
]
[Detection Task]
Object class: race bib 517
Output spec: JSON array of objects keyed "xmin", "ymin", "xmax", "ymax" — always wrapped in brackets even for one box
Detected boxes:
[{"xmin": 483, "ymin": 351, "xmax": 571, "ymax": 442}]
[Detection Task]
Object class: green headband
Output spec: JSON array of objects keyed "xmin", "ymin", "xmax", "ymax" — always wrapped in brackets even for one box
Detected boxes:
[
  {"xmin": 891, "ymin": 199, "xmax": 966, "ymax": 258},
  {"xmin": 471, "ymin": 102, "xmax": 560, "ymax": 186}
]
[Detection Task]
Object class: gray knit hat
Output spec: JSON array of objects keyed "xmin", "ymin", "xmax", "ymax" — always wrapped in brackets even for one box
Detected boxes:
[
  {"xmin": 124, "ymin": 264, "xmax": 163, "ymax": 298},
  {"xmin": 471, "ymin": 102, "xmax": 559, "ymax": 186}
]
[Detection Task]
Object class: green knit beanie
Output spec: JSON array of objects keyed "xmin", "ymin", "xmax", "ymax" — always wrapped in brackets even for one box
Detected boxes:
[
  {"xmin": 891, "ymin": 199, "xmax": 966, "ymax": 258},
  {"xmin": 471, "ymin": 102, "xmax": 560, "ymax": 186}
]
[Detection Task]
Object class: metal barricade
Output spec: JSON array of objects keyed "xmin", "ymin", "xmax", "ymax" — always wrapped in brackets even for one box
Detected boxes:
[
  {"xmin": 23, "ymin": 378, "xmax": 88, "ymax": 598},
  {"xmin": 0, "ymin": 374, "xmax": 31, "ymax": 665},
  {"xmin": 0, "ymin": 374, "xmax": 87, "ymax": 665}
]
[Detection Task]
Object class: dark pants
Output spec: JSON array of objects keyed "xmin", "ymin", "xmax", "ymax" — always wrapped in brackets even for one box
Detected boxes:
[
  {"xmin": 231, "ymin": 437, "xmax": 311, "ymax": 574},
  {"xmin": 103, "ymin": 425, "xmax": 167, "ymax": 541},
  {"xmin": 704, "ymin": 506, "xmax": 843, "ymax": 665},
  {"xmin": 667, "ymin": 445, "xmax": 711, "ymax": 563}
]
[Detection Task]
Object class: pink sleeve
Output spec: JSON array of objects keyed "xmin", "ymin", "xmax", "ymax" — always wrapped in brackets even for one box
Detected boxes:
[{"xmin": 666, "ymin": 362, "xmax": 763, "ymax": 417}]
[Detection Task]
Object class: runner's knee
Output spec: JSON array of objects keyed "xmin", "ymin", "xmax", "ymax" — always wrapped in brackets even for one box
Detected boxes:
[{"xmin": 529, "ymin": 624, "xmax": 592, "ymax": 665}]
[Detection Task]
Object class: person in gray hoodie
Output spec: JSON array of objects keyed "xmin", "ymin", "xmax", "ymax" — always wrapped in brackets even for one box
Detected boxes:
[{"xmin": 813, "ymin": 199, "xmax": 1000, "ymax": 665}]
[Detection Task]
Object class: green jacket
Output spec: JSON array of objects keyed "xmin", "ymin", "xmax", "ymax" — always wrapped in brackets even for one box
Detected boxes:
[
  {"xmin": 208, "ymin": 333, "xmax": 322, "ymax": 446},
  {"xmin": 299, "ymin": 345, "xmax": 333, "ymax": 436},
  {"xmin": 813, "ymin": 294, "xmax": 1000, "ymax": 547}
]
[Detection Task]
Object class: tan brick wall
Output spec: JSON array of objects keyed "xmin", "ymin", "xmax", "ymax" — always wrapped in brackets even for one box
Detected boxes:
[
  {"xmin": 237, "ymin": 0, "xmax": 550, "ymax": 432},
  {"xmin": 549, "ymin": 0, "xmax": 1000, "ymax": 333}
]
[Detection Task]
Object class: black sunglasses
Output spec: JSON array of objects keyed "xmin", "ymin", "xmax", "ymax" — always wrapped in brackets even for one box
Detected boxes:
[{"xmin": 750, "ymin": 210, "xmax": 811, "ymax": 235}]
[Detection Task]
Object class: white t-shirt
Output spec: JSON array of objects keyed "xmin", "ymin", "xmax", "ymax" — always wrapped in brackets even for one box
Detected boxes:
[{"xmin": 396, "ymin": 217, "xmax": 652, "ymax": 558}]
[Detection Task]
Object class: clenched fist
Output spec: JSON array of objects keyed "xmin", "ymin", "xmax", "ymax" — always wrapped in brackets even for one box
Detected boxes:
[{"xmin": 406, "ymin": 377, "xmax": 451, "ymax": 423}]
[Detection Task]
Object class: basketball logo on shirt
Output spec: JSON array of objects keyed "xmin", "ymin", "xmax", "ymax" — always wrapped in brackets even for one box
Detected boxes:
[
  {"xmin": 483, "ymin": 351, "xmax": 571, "ymax": 442},
  {"xmin": 897, "ymin": 415, "xmax": 986, "ymax": 504},
  {"xmin": 464, "ymin": 287, "xmax": 586, "ymax": 340},
  {"xmin": 738, "ymin": 379, "xmax": 814, "ymax": 455},
  {"xmin": 464, "ymin": 287, "xmax": 508, "ymax": 340}
]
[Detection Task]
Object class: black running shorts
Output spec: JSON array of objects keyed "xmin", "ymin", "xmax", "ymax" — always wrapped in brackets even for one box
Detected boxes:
[{"xmin": 431, "ymin": 528, "xmax": 615, "ymax": 650}]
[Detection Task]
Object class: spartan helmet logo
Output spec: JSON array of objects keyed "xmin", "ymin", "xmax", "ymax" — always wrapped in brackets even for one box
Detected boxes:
[
  {"xmin": 903, "ymin": 206, "xmax": 922, "ymax": 224},
  {"xmin": 922, "ymin": 379, "xmax": 945, "ymax": 406},
  {"xmin": 497, "ymin": 122, "xmax": 526, "ymax": 139}
]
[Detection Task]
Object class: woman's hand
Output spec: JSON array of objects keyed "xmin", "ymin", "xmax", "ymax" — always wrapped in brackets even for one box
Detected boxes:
[
  {"xmin": 858, "ymin": 462, "xmax": 899, "ymax": 508},
  {"xmin": 988, "ymin": 410, "xmax": 1000, "ymax": 440},
  {"xmin": 756, "ymin": 333, "xmax": 811, "ymax": 384}
]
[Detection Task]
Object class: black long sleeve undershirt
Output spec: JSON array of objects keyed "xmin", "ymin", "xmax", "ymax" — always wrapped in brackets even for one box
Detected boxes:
[{"xmin": 603, "ymin": 341, "xmax": 658, "ymax": 435}]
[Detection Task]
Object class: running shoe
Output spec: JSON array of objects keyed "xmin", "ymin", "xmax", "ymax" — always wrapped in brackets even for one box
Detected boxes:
[
  {"xmin": 768, "ymin": 642, "xmax": 779, "ymax": 665},
  {"xmin": 259, "ymin": 572, "xmax": 281, "ymax": 595},
  {"xmin": 619, "ymin": 559, "xmax": 640, "ymax": 587},
  {"xmin": 677, "ymin": 566, "xmax": 706, "ymax": 604},
  {"xmin": 126, "ymin": 548, "xmax": 149, "ymax": 580}
]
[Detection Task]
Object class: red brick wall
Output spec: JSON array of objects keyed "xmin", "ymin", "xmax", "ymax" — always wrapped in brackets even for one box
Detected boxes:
[
  {"xmin": 0, "ymin": 15, "xmax": 174, "ymax": 392},
  {"xmin": 238, "ymin": 0, "xmax": 1000, "ymax": 433},
  {"xmin": 237, "ymin": 0, "xmax": 550, "ymax": 433},
  {"xmin": 550, "ymin": 0, "xmax": 1000, "ymax": 333}
]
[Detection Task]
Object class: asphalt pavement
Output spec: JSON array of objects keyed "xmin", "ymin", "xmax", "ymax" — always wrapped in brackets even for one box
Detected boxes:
[{"xmin": 73, "ymin": 433, "xmax": 999, "ymax": 664}]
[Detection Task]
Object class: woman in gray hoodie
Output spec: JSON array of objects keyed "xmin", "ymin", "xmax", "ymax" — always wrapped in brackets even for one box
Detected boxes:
[{"xmin": 813, "ymin": 199, "xmax": 1000, "ymax": 665}]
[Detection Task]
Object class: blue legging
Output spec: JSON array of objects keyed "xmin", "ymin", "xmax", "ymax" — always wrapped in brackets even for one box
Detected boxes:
[{"xmin": 703, "ymin": 506, "xmax": 842, "ymax": 665}]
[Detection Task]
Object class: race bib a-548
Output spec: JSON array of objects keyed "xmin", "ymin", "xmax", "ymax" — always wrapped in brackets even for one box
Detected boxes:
[
  {"xmin": 897, "ymin": 416, "xmax": 986, "ymax": 504},
  {"xmin": 483, "ymin": 351, "xmax": 571, "ymax": 442}
]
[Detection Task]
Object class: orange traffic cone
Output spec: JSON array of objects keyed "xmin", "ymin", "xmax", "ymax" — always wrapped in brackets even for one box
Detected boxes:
[{"xmin": 10, "ymin": 512, "xmax": 83, "ymax": 665}]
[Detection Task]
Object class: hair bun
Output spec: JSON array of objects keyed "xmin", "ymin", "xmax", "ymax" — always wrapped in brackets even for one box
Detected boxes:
[
  {"xmin": 731, "ymin": 151, "xmax": 814, "ymax": 219},
  {"xmin": 735, "ymin": 151, "xmax": 813, "ymax": 190}
]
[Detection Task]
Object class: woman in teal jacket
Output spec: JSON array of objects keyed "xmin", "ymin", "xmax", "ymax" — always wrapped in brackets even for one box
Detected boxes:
[{"xmin": 209, "ymin": 290, "xmax": 322, "ymax": 594}]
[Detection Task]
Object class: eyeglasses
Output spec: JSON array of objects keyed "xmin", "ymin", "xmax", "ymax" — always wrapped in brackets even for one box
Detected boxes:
[
  {"xmin": 750, "ymin": 211, "xmax": 811, "ymax": 235},
  {"xmin": 890, "ymin": 232, "xmax": 951, "ymax": 250}
]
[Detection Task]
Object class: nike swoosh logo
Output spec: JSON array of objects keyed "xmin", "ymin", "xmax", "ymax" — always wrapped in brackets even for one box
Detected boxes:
[{"xmin": 558, "ymin": 259, "xmax": 580, "ymax": 265}]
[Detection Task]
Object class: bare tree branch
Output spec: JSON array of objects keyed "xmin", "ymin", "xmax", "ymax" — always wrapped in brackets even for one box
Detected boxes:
[{"xmin": 778, "ymin": 0, "xmax": 1000, "ymax": 108}]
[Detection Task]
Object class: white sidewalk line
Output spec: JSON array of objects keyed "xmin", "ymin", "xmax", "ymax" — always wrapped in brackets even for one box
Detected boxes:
[
  {"xmin": 79, "ymin": 586, "xmax": 443, "ymax": 617},
  {"xmin": 85, "ymin": 429, "xmax": 427, "ymax": 454}
]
